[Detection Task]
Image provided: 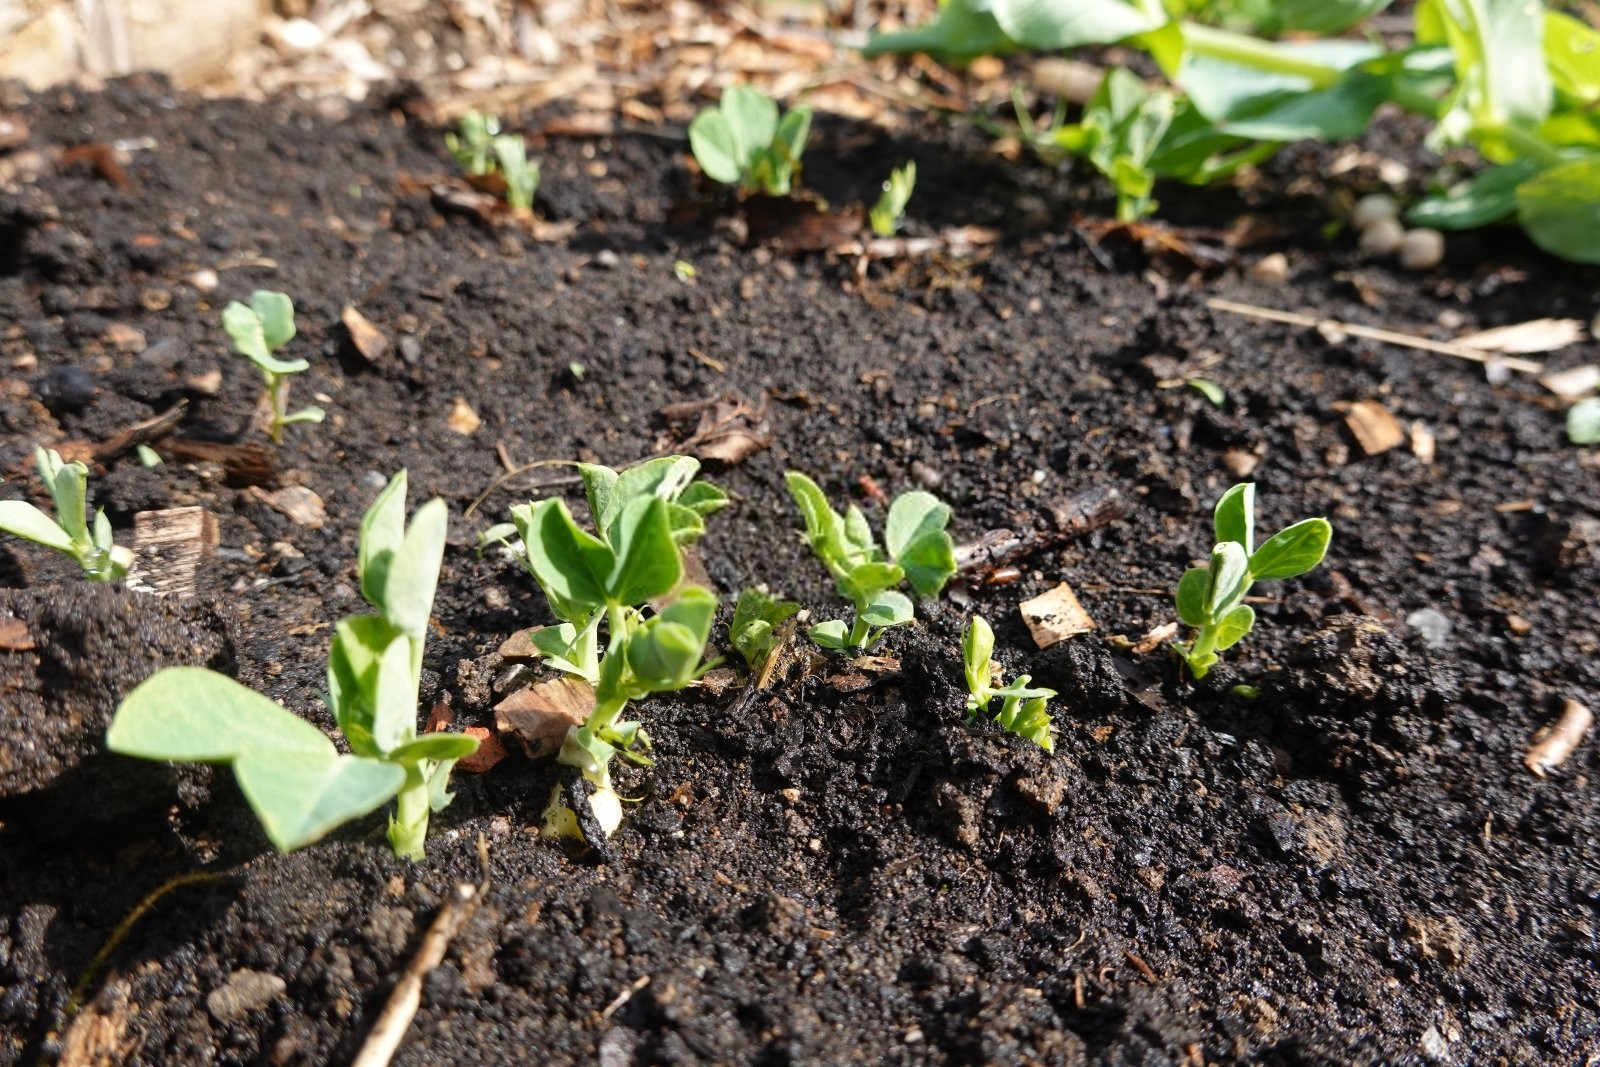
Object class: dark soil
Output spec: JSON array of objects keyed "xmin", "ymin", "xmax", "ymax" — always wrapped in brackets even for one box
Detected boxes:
[{"xmin": 2, "ymin": 75, "xmax": 1598, "ymax": 1066}]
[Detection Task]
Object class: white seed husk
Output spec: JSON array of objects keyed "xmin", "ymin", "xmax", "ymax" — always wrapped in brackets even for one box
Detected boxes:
[
  {"xmin": 1359, "ymin": 217, "xmax": 1404, "ymax": 256},
  {"xmin": 1399, "ymin": 228, "xmax": 1445, "ymax": 271},
  {"xmin": 1351, "ymin": 193, "xmax": 1399, "ymax": 231}
]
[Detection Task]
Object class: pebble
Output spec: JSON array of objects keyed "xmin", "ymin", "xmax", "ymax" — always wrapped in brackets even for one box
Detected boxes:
[
  {"xmin": 186, "ymin": 269, "xmax": 219, "ymax": 293},
  {"xmin": 1350, "ymin": 193, "xmax": 1399, "ymax": 231},
  {"xmin": 1358, "ymin": 217, "xmax": 1404, "ymax": 256},
  {"xmin": 910, "ymin": 460, "xmax": 942, "ymax": 489},
  {"xmin": 1250, "ymin": 252, "xmax": 1290, "ymax": 284},
  {"xmin": 103, "ymin": 322, "xmax": 146, "ymax": 353},
  {"xmin": 206, "ymin": 969, "xmax": 285, "ymax": 1022},
  {"xmin": 139, "ymin": 336, "xmax": 187, "ymax": 370},
  {"xmin": 592, "ymin": 249, "xmax": 620, "ymax": 270},
  {"xmin": 398, "ymin": 335, "xmax": 422, "ymax": 365},
  {"xmin": 36, "ymin": 365, "xmax": 95, "ymax": 414},
  {"xmin": 1399, "ymin": 228, "xmax": 1444, "ymax": 271},
  {"xmin": 361, "ymin": 470, "xmax": 389, "ymax": 490},
  {"xmin": 1405, "ymin": 608, "xmax": 1451, "ymax": 649}
]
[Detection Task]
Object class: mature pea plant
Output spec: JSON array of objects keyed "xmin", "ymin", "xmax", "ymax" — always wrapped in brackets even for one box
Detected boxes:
[
  {"xmin": 689, "ymin": 85, "xmax": 813, "ymax": 196},
  {"xmin": 868, "ymin": 0, "xmax": 1600, "ymax": 264},
  {"xmin": 222, "ymin": 290, "xmax": 324, "ymax": 444},
  {"xmin": 785, "ymin": 471, "xmax": 956, "ymax": 652},
  {"xmin": 1173, "ymin": 483, "xmax": 1332, "ymax": 679},
  {"xmin": 0, "ymin": 447, "xmax": 132, "ymax": 582},
  {"xmin": 963, "ymin": 615, "xmax": 1057, "ymax": 751},
  {"xmin": 508, "ymin": 456, "xmax": 726, "ymax": 834},
  {"xmin": 107, "ymin": 472, "xmax": 477, "ymax": 860}
]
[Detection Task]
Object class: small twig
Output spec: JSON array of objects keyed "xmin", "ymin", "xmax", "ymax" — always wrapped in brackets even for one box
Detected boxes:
[
  {"xmin": 1206, "ymin": 297, "xmax": 1545, "ymax": 375},
  {"xmin": 91, "ymin": 400, "xmax": 188, "ymax": 463},
  {"xmin": 1525, "ymin": 699, "xmax": 1593, "ymax": 777},
  {"xmin": 599, "ymin": 975, "xmax": 651, "ymax": 1019},
  {"xmin": 462, "ymin": 459, "xmax": 581, "ymax": 518},
  {"xmin": 351, "ymin": 837, "xmax": 492, "ymax": 1067}
]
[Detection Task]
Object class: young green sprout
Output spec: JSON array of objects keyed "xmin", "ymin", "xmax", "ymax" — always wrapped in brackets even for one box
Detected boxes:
[
  {"xmin": 492, "ymin": 133, "xmax": 539, "ymax": 212},
  {"xmin": 688, "ymin": 85, "xmax": 812, "ymax": 196},
  {"xmin": 222, "ymin": 290, "xmax": 324, "ymax": 444},
  {"xmin": 0, "ymin": 447, "xmax": 132, "ymax": 581},
  {"xmin": 1174, "ymin": 483, "xmax": 1332, "ymax": 680},
  {"xmin": 963, "ymin": 615, "xmax": 1056, "ymax": 751},
  {"xmin": 869, "ymin": 160, "xmax": 917, "ymax": 237},
  {"xmin": 784, "ymin": 471, "xmax": 956, "ymax": 652},
  {"xmin": 107, "ymin": 472, "xmax": 477, "ymax": 860},
  {"xmin": 508, "ymin": 456, "xmax": 726, "ymax": 836},
  {"xmin": 445, "ymin": 111, "xmax": 500, "ymax": 175},
  {"xmin": 445, "ymin": 112, "xmax": 538, "ymax": 211},
  {"xmin": 730, "ymin": 585, "xmax": 801, "ymax": 674}
]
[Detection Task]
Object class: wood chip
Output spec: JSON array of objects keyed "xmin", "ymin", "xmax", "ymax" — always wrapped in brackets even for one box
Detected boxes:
[
  {"xmin": 0, "ymin": 616, "xmax": 34, "ymax": 651},
  {"xmin": 1130, "ymin": 621, "xmax": 1179, "ymax": 655},
  {"xmin": 130, "ymin": 507, "xmax": 218, "ymax": 599},
  {"xmin": 448, "ymin": 397, "xmax": 481, "ymax": 435},
  {"xmin": 1538, "ymin": 364, "xmax": 1600, "ymax": 401},
  {"xmin": 1345, "ymin": 400, "xmax": 1405, "ymax": 456},
  {"xmin": 1525, "ymin": 699, "xmax": 1592, "ymax": 777},
  {"xmin": 341, "ymin": 305, "xmax": 390, "ymax": 364},
  {"xmin": 455, "ymin": 727, "xmax": 507, "ymax": 774},
  {"xmin": 1456, "ymin": 318, "xmax": 1584, "ymax": 355},
  {"xmin": 494, "ymin": 676, "xmax": 594, "ymax": 759},
  {"xmin": 497, "ymin": 628, "xmax": 543, "ymax": 663},
  {"xmin": 1221, "ymin": 448, "xmax": 1259, "ymax": 478},
  {"xmin": 247, "ymin": 485, "xmax": 325, "ymax": 528},
  {"xmin": 1409, "ymin": 421, "xmax": 1436, "ymax": 464},
  {"xmin": 1019, "ymin": 582, "xmax": 1096, "ymax": 650}
]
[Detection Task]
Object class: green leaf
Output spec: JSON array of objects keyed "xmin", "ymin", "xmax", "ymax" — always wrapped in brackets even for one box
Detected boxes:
[
  {"xmin": 513, "ymin": 499, "xmax": 613, "ymax": 612},
  {"xmin": 1568, "ymin": 397, "xmax": 1600, "ymax": 445},
  {"xmin": 862, "ymin": 0, "xmax": 1017, "ymax": 63},
  {"xmin": 381, "ymin": 498, "xmax": 448, "ymax": 638},
  {"xmin": 426, "ymin": 756, "xmax": 462, "ymax": 812},
  {"xmin": 251, "ymin": 291, "xmax": 296, "ymax": 351},
  {"xmin": 1206, "ymin": 541, "xmax": 1250, "ymax": 616},
  {"xmin": 530, "ymin": 617, "xmax": 601, "ymax": 682},
  {"xmin": 280, "ymin": 406, "xmax": 325, "ymax": 425},
  {"xmin": 1188, "ymin": 378, "xmax": 1226, "ymax": 408},
  {"xmin": 1417, "ymin": 0, "xmax": 1553, "ymax": 149},
  {"xmin": 990, "ymin": 0, "xmax": 1164, "ymax": 50},
  {"xmin": 388, "ymin": 733, "xmax": 480, "ymax": 764},
  {"xmin": 722, "ymin": 85, "xmax": 779, "ymax": 167},
  {"xmin": 963, "ymin": 615, "xmax": 995, "ymax": 701},
  {"xmin": 1213, "ymin": 603, "xmax": 1256, "ymax": 650},
  {"xmin": 578, "ymin": 463, "xmax": 620, "ymax": 533},
  {"xmin": 786, "ymin": 471, "xmax": 846, "ymax": 566},
  {"xmin": 1179, "ymin": 44, "xmax": 1390, "ymax": 141},
  {"xmin": 688, "ymin": 110, "xmax": 742, "ymax": 185},
  {"xmin": 602, "ymin": 456, "xmax": 700, "ymax": 535},
  {"xmin": 626, "ymin": 587, "xmax": 716, "ymax": 690},
  {"xmin": 222, "ymin": 299, "xmax": 307, "ymax": 376},
  {"xmin": 1275, "ymin": 0, "xmax": 1392, "ymax": 34},
  {"xmin": 842, "ymin": 504, "xmax": 875, "ymax": 557},
  {"xmin": 360, "ymin": 471, "xmax": 409, "ymax": 608},
  {"xmin": 1249, "ymin": 517, "xmax": 1333, "ymax": 580},
  {"xmin": 1516, "ymin": 157, "xmax": 1600, "ymax": 265},
  {"xmin": 731, "ymin": 587, "xmax": 801, "ymax": 670},
  {"xmin": 107, "ymin": 666, "xmax": 405, "ymax": 852},
  {"xmin": 0, "ymin": 501, "xmax": 74, "ymax": 553},
  {"xmin": 1213, "ymin": 483, "xmax": 1255, "ymax": 554},
  {"xmin": 371, "ymin": 630, "xmax": 418, "ymax": 753},
  {"xmin": 860, "ymin": 589, "xmax": 913, "ymax": 629},
  {"xmin": 666, "ymin": 504, "xmax": 706, "ymax": 545},
  {"xmin": 1408, "ymin": 158, "xmax": 1542, "ymax": 229},
  {"xmin": 46, "ymin": 458, "xmax": 88, "ymax": 543},
  {"xmin": 677, "ymin": 480, "xmax": 729, "ymax": 517},
  {"xmin": 808, "ymin": 619, "xmax": 852, "ymax": 649},
  {"xmin": 608, "ymin": 496, "xmax": 682, "ymax": 606},
  {"xmin": 1545, "ymin": 11, "xmax": 1600, "ymax": 106},
  {"xmin": 896, "ymin": 530, "xmax": 956, "ymax": 599},
  {"xmin": 326, "ymin": 614, "xmax": 399, "ymax": 756},
  {"xmin": 773, "ymin": 106, "xmax": 811, "ymax": 171},
  {"xmin": 884, "ymin": 491, "xmax": 950, "ymax": 561},
  {"xmin": 838, "ymin": 560, "xmax": 904, "ymax": 605},
  {"xmin": 1175, "ymin": 566, "xmax": 1210, "ymax": 627}
]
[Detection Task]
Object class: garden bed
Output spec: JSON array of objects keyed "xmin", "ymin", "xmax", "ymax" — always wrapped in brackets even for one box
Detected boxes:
[{"xmin": 1, "ymin": 75, "xmax": 1597, "ymax": 1064}]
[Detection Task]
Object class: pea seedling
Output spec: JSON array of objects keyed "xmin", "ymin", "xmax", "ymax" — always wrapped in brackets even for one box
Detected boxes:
[
  {"xmin": 445, "ymin": 111, "xmax": 500, "ymax": 175},
  {"xmin": 731, "ymin": 585, "xmax": 801, "ymax": 673},
  {"xmin": 784, "ymin": 471, "xmax": 956, "ymax": 651},
  {"xmin": 222, "ymin": 290, "xmax": 323, "ymax": 444},
  {"xmin": 107, "ymin": 472, "xmax": 477, "ymax": 860},
  {"xmin": 1174, "ymin": 483, "xmax": 1332, "ymax": 679},
  {"xmin": 869, "ymin": 160, "xmax": 917, "ymax": 237},
  {"xmin": 689, "ymin": 85, "xmax": 812, "ymax": 196},
  {"xmin": 445, "ymin": 111, "xmax": 539, "ymax": 211},
  {"xmin": 0, "ymin": 447, "xmax": 132, "ymax": 581},
  {"xmin": 963, "ymin": 615, "xmax": 1056, "ymax": 751},
  {"xmin": 509, "ymin": 456, "xmax": 725, "ymax": 835}
]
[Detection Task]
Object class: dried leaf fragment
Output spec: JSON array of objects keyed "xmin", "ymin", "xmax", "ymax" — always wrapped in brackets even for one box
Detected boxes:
[
  {"xmin": 341, "ymin": 305, "xmax": 391, "ymax": 364},
  {"xmin": 247, "ymin": 485, "xmax": 325, "ymax": 528},
  {"xmin": 448, "ymin": 398, "xmax": 481, "ymax": 435},
  {"xmin": 495, "ymin": 676, "xmax": 595, "ymax": 759},
  {"xmin": 1538, "ymin": 364, "xmax": 1600, "ymax": 401},
  {"xmin": 1345, "ymin": 400, "xmax": 1405, "ymax": 456},
  {"xmin": 1457, "ymin": 318, "xmax": 1583, "ymax": 355},
  {"xmin": 1020, "ymin": 582, "xmax": 1096, "ymax": 649}
]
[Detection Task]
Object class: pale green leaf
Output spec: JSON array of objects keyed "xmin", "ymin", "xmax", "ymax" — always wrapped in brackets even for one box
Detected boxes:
[
  {"xmin": 0, "ymin": 501, "xmax": 74, "ymax": 552},
  {"xmin": 1249, "ymin": 518, "xmax": 1333, "ymax": 581}
]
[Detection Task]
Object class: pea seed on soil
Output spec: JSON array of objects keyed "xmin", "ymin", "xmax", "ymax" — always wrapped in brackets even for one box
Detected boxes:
[{"xmin": 1, "ymin": 78, "xmax": 1598, "ymax": 1065}]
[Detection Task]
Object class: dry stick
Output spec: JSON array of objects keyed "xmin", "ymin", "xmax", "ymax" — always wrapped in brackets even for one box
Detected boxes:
[
  {"xmin": 350, "ymin": 837, "xmax": 492, "ymax": 1067},
  {"xmin": 1525, "ymin": 698, "xmax": 1593, "ymax": 777},
  {"xmin": 1206, "ymin": 297, "xmax": 1546, "ymax": 375}
]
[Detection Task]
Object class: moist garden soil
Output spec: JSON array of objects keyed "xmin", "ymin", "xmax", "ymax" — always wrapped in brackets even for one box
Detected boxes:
[{"xmin": 1, "ymin": 75, "xmax": 1597, "ymax": 1066}]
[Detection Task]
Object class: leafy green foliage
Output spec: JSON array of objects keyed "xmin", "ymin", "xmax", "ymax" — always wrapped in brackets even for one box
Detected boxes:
[
  {"xmin": 870, "ymin": 0, "xmax": 1600, "ymax": 264},
  {"xmin": 107, "ymin": 472, "xmax": 476, "ymax": 859},
  {"xmin": 1173, "ymin": 482, "xmax": 1331, "ymax": 679},
  {"xmin": 1568, "ymin": 397, "xmax": 1600, "ymax": 445},
  {"xmin": 869, "ymin": 161, "xmax": 918, "ymax": 236},
  {"xmin": 784, "ymin": 471, "xmax": 956, "ymax": 652},
  {"xmin": 962, "ymin": 616, "xmax": 1056, "ymax": 751},
  {"xmin": 731, "ymin": 586, "xmax": 801, "ymax": 672},
  {"xmin": 0, "ymin": 447, "xmax": 132, "ymax": 582},
  {"xmin": 222, "ymin": 290, "xmax": 324, "ymax": 444},
  {"xmin": 689, "ymin": 85, "xmax": 813, "ymax": 196},
  {"xmin": 445, "ymin": 111, "xmax": 541, "ymax": 211},
  {"xmin": 507, "ymin": 456, "xmax": 724, "ymax": 833}
]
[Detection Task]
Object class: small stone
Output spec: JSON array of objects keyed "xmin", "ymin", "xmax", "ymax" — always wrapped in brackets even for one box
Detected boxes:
[
  {"xmin": 362, "ymin": 470, "xmax": 388, "ymax": 490},
  {"xmin": 1405, "ymin": 608, "xmax": 1451, "ymax": 650},
  {"xmin": 1249, "ymin": 252, "xmax": 1289, "ymax": 284},
  {"xmin": 448, "ymin": 398, "xmax": 480, "ymax": 435},
  {"xmin": 455, "ymin": 727, "xmax": 507, "ymax": 774},
  {"xmin": 910, "ymin": 460, "xmax": 942, "ymax": 489},
  {"xmin": 1419, "ymin": 1026, "xmax": 1449, "ymax": 1062},
  {"xmin": 1345, "ymin": 400, "xmax": 1405, "ymax": 456},
  {"xmin": 186, "ymin": 269, "xmax": 219, "ymax": 293},
  {"xmin": 1222, "ymin": 448, "xmax": 1259, "ymax": 478},
  {"xmin": 139, "ymin": 337, "xmax": 187, "ymax": 370},
  {"xmin": 0, "ymin": 114, "xmax": 28, "ymax": 151},
  {"xmin": 1350, "ymin": 193, "xmax": 1398, "ymax": 231},
  {"xmin": 398, "ymin": 336, "xmax": 422, "ymax": 365},
  {"xmin": 206, "ymin": 970, "xmax": 286, "ymax": 1023},
  {"xmin": 1399, "ymin": 228, "xmax": 1444, "ymax": 271},
  {"xmin": 184, "ymin": 367, "xmax": 222, "ymax": 395},
  {"xmin": 1358, "ymin": 217, "xmax": 1403, "ymax": 257},
  {"xmin": 139, "ymin": 288, "xmax": 172, "ymax": 312},
  {"xmin": 592, "ymin": 249, "xmax": 620, "ymax": 270},
  {"xmin": 249, "ymin": 485, "xmax": 326, "ymax": 528},
  {"xmin": 1409, "ymin": 421, "xmax": 1436, "ymax": 464},
  {"xmin": 103, "ymin": 323, "xmax": 146, "ymax": 354}
]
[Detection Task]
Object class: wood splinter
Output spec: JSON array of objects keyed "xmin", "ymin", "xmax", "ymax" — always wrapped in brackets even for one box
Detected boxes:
[{"xmin": 1524, "ymin": 699, "xmax": 1593, "ymax": 778}]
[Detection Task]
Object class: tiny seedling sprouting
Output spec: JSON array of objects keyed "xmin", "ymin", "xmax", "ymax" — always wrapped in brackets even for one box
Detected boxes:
[
  {"xmin": 492, "ymin": 133, "xmax": 539, "ymax": 212},
  {"xmin": 0, "ymin": 447, "xmax": 132, "ymax": 581},
  {"xmin": 730, "ymin": 585, "xmax": 801, "ymax": 674},
  {"xmin": 869, "ymin": 161, "xmax": 917, "ymax": 237},
  {"xmin": 507, "ymin": 456, "xmax": 726, "ymax": 836},
  {"xmin": 445, "ymin": 111, "xmax": 540, "ymax": 211},
  {"xmin": 107, "ymin": 472, "xmax": 477, "ymax": 859},
  {"xmin": 445, "ymin": 111, "xmax": 501, "ymax": 175},
  {"xmin": 962, "ymin": 615, "xmax": 1056, "ymax": 751},
  {"xmin": 688, "ymin": 85, "xmax": 812, "ymax": 196},
  {"xmin": 784, "ymin": 471, "xmax": 956, "ymax": 652},
  {"xmin": 222, "ymin": 290, "xmax": 324, "ymax": 444},
  {"xmin": 1174, "ymin": 483, "xmax": 1332, "ymax": 680}
]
